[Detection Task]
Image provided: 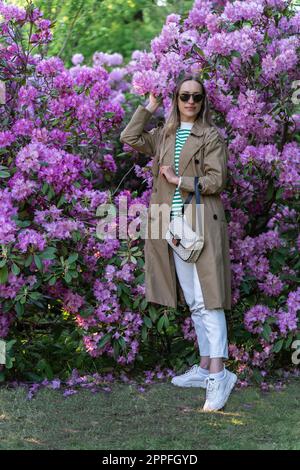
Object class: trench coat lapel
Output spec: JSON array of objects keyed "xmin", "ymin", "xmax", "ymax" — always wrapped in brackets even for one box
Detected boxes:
[
  {"xmin": 159, "ymin": 119, "xmax": 207, "ymax": 175},
  {"xmin": 159, "ymin": 133, "xmax": 175, "ymax": 167},
  {"xmin": 178, "ymin": 131, "xmax": 206, "ymax": 174}
]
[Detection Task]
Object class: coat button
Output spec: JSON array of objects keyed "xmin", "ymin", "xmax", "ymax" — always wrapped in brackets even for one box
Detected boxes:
[
  {"xmin": 213, "ymin": 214, "xmax": 218, "ymax": 220},
  {"xmin": 195, "ymin": 159, "xmax": 200, "ymax": 164}
]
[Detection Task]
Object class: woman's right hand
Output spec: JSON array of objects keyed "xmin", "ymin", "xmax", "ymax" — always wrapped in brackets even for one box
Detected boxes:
[{"xmin": 145, "ymin": 92, "xmax": 161, "ymax": 113}]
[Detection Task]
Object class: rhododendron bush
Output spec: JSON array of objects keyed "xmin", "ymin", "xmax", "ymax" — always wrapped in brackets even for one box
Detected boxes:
[
  {"xmin": 0, "ymin": 0, "xmax": 148, "ymax": 381},
  {"xmin": 0, "ymin": 0, "xmax": 299, "ymax": 386}
]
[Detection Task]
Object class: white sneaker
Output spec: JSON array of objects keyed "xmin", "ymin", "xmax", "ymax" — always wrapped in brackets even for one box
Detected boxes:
[
  {"xmin": 171, "ymin": 364, "xmax": 208, "ymax": 388},
  {"xmin": 203, "ymin": 369, "xmax": 237, "ymax": 411}
]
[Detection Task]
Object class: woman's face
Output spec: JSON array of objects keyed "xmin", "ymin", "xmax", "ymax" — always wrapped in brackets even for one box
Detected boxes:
[{"xmin": 177, "ymin": 80, "xmax": 203, "ymax": 123}]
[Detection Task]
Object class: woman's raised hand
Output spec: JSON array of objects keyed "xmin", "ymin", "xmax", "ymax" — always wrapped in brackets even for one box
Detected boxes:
[{"xmin": 145, "ymin": 92, "xmax": 161, "ymax": 113}]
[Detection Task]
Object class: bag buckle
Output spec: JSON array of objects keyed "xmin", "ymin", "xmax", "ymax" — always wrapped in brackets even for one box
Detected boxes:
[{"xmin": 172, "ymin": 234, "xmax": 181, "ymax": 246}]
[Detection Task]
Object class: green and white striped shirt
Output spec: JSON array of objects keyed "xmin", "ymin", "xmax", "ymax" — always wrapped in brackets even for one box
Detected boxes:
[{"xmin": 170, "ymin": 121, "xmax": 193, "ymax": 219}]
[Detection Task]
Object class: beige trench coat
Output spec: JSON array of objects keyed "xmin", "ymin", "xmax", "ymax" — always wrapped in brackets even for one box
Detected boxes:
[{"xmin": 120, "ymin": 105, "xmax": 232, "ymax": 311}]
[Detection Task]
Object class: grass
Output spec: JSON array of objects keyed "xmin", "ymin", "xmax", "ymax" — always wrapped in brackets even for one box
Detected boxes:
[{"xmin": 0, "ymin": 378, "xmax": 299, "ymax": 450}]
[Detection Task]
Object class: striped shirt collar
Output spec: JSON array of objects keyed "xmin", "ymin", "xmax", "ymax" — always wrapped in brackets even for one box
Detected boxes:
[{"xmin": 179, "ymin": 121, "xmax": 193, "ymax": 130}]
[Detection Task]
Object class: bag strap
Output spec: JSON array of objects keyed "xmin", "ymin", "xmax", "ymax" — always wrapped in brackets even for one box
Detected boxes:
[
  {"xmin": 181, "ymin": 177, "xmax": 202, "ymax": 233},
  {"xmin": 181, "ymin": 176, "xmax": 201, "ymax": 213}
]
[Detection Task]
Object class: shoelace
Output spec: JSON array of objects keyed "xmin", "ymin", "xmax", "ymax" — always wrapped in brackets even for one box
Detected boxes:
[
  {"xmin": 205, "ymin": 377, "xmax": 218, "ymax": 399},
  {"xmin": 182, "ymin": 364, "xmax": 199, "ymax": 376}
]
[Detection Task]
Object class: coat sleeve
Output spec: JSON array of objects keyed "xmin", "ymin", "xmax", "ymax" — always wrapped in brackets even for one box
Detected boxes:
[
  {"xmin": 179, "ymin": 127, "xmax": 228, "ymax": 195},
  {"xmin": 120, "ymin": 104, "xmax": 163, "ymax": 156}
]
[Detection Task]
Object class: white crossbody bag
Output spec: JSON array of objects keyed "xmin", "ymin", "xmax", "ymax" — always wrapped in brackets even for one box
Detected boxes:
[{"xmin": 165, "ymin": 176, "xmax": 204, "ymax": 263}]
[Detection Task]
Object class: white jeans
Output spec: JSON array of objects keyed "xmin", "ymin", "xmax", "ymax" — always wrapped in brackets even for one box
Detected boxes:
[{"xmin": 172, "ymin": 250, "xmax": 228, "ymax": 359}]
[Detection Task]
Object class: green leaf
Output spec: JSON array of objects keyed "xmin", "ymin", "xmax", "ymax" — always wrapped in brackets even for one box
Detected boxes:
[
  {"xmin": 97, "ymin": 333, "xmax": 112, "ymax": 349},
  {"xmin": 121, "ymin": 292, "xmax": 131, "ymax": 308},
  {"xmin": 5, "ymin": 339, "xmax": 16, "ymax": 351},
  {"xmin": 37, "ymin": 358, "xmax": 54, "ymax": 379},
  {"xmin": 192, "ymin": 44, "xmax": 205, "ymax": 57},
  {"xmin": 241, "ymin": 281, "xmax": 251, "ymax": 295},
  {"xmin": 29, "ymin": 291, "xmax": 42, "ymax": 300},
  {"xmin": 57, "ymin": 194, "xmax": 66, "ymax": 208},
  {"xmin": 34, "ymin": 254, "xmax": 43, "ymax": 270},
  {"xmin": 25, "ymin": 254, "xmax": 33, "ymax": 267},
  {"xmin": 103, "ymin": 112, "xmax": 115, "ymax": 119},
  {"xmin": 121, "ymin": 285, "xmax": 131, "ymax": 295},
  {"xmin": 254, "ymin": 66, "xmax": 261, "ymax": 79},
  {"xmin": 47, "ymin": 185, "xmax": 55, "ymax": 200},
  {"xmin": 39, "ymin": 247, "xmax": 56, "ymax": 260},
  {"xmin": 252, "ymin": 368, "xmax": 264, "ymax": 384},
  {"xmin": 116, "ymin": 152, "xmax": 130, "ymax": 157},
  {"xmin": 274, "ymin": 252, "xmax": 286, "ymax": 265},
  {"xmin": 42, "ymin": 182, "xmax": 49, "ymax": 195},
  {"xmin": 266, "ymin": 182, "xmax": 274, "ymax": 202},
  {"xmin": 64, "ymin": 272, "xmax": 72, "ymax": 283},
  {"xmin": 143, "ymin": 316, "xmax": 152, "ymax": 328},
  {"xmin": 12, "ymin": 263, "xmax": 20, "ymax": 275},
  {"xmin": 231, "ymin": 50, "xmax": 241, "ymax": 57},
  {"xmin": 252, "ymin": 52, "xmax": 260, "ymax": 64},
  {"xmin": 118, "ymin": 337, "xmax": 126, "ymax": 350},
  {"xmin": 272, "ymin": 338, "xmax": 284, "ymax": 353},
  {"xmin": 15, "ymin": 302, "xmax": 24, "ymax": 318},
  {"xmin": 117, "ymin": 284, "xmax": 122, "ymax": 297},
  {"xmin": 72, "ymin": 231, "xmax": 82, "ymax": 242},
  {"xmin": 141, "ymin": 324, "xmax": 148, "ymax": 341},
  {"xmin": 113, "ymin": 341, "xmax": 120, "ymax": 359},
  {"xmin": 66, "ymin": 253, "xmax": 78, "ymax": 265},
  {"xmin": 135, "ymin": 273, "xmax": 144, "ymax": 284},
  {"xmin": 5, "ymin": 356, "xmax": 15, "ymax": 369},
  {"xmin": 0, "ymin": 265, "xmax": 8, "ymax": 284},
  {"xmin": 0, "ymin": 170, "xmax": 10, "ymax": 178},
  {"xmin": 79, "ymin": 306, "xmax": 94, "ymax": 318},
  {"xmin": 49, "ymin": 276, "xmax": 57, "ymax": 286},
  {"xmin": 285, "ymin": 335, "xmax": 294, "ymax": 349},
  {"xmin": 262, "ymin": 323, "xmax": 272, "ymax": 342},
  {"xmin": 149, "ymin": 305, "xmax": 158, "ymax": 323},
  {"xmin": 276, "ymin": 188, "xmax": 284, "ymax": 200},
  {"xmin": 14, "ymin": 219, "xmax": 31, "ymax": 228},
  {"xmin": 157, "ymin": 315, "xmax": 165, "ymax": 333}
]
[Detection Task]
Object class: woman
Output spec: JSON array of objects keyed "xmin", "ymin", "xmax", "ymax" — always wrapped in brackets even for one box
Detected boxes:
[{"xmin": 120, "ymin": 75, "xmax": 237, "ymax": 411}]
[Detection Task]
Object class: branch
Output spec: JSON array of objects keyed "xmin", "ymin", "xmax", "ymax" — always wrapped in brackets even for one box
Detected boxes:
[{"xmin": 57, "ymin": 2, "xmax": 84, "ymax": 58}]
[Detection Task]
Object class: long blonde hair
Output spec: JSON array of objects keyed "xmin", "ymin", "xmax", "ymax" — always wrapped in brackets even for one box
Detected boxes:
[{"xmin": 163, "ymin": 74, "xmax": 214, "ymax": 138}]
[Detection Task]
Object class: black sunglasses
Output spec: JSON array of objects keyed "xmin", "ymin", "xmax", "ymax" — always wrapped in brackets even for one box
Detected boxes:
[{"xmin": 179, "ymin": 92, "xmax": 203, "ymax": 103}]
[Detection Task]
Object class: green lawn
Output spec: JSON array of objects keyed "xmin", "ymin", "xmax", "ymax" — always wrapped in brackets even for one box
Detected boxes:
[{"xmin": 0, "ymin": 378, "xmax": 299, "ymax": 450}]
